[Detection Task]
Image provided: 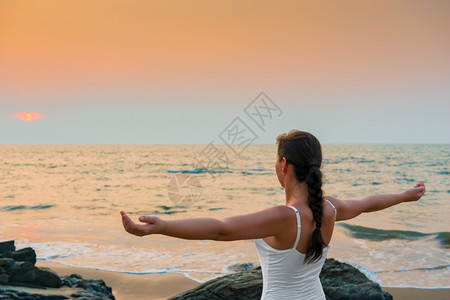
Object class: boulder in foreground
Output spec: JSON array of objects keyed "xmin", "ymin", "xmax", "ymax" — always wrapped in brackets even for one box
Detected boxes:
[{"xmin": 169, "ymin": 258, "xmax": 392, "ymax": 300}]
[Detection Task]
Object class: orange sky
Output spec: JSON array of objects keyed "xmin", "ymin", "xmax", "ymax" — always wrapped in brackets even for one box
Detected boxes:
[{"xmin": 1, "ymin": 0, "xmax": 449, "ymax": 100}]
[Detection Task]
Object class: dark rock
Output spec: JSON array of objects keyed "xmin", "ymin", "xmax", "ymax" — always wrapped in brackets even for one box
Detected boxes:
[
  {"xmin": 78, "ymin": 279, "xmax": 112, "ymax": 295},
  {"xmin": 170, "ymin": 258, "xmax": 392, "ymax": 300},
  {"xmin": 0, "ymin": 258, "xmax": 16, "ymax": 269},
  {"xmin": 45, "ymin": 296, "xmax": 71, "ymax": 300},
  {"xmin": 0, "ymin": 241, "xmax": 15, "ymax": 254},
  {"xmin": 0, "ymin": 246, "xmax": 36, "ymax": 265},
  {"xmin": 169, "ymin": 266, "xmax": 263, "ymax": 300},
  {"xmin": 0, "ymin": 288, "xmax": 69, "ymax": 299},
  {"xmin": 8, "ymin": 260, "xmax": 35, "ymax": 278},
  {"xmin": 61, "ymin": 274, "xmax": 84, "ymax": 287},
  {"xmin": 61, "ymin": 275, "xmax": 113, "ymax": 298},
  {"xmin": 0, "ymin": 246, "xmax": 61, "ymax": 289},
  {"xmin": 34, "ymin": 267, "xmax": 63, "ymax": 288},
  {"xmin": 0, "ymin": 241, "xmax": 115, "ymax": 299},
  {"xmin": 320, "ymin": 259, "xmax": 393, "ymax": 300},
  {"xmin": 10, "ymin": 247, "xmax": 36, "ymax": 264},
  {"xmin": 0, "ymin": 273, "xmax": 115, "ymax": 299},
  {"xmin": 0, "ymin": 274, "xmax": 9, "ymax": 285},
  {"xmin": 70, "ymin": 289, "xmax": 113, "ymax": 299},
  {"xmin": 8, "ymin": 261, "xmax": 62, "ymax": 288}
]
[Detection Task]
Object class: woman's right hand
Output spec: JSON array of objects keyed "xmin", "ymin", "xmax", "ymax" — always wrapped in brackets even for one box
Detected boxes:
[
  {"xmin": 120, "ymin": 211, "xmax": 164, "ymax": 237},
  {"xmin": 402, "ymin": 183, "xmax": 426, "ymax": 202}
]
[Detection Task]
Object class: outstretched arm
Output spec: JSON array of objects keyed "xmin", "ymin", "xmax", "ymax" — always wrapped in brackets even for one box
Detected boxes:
[
  {"xmin": 325, "ymin": 183, "xmax": 426, "ymax": 221},
  {"xmin": 121, "ymin": 205, "xmax": 292, "ymax": 241}
]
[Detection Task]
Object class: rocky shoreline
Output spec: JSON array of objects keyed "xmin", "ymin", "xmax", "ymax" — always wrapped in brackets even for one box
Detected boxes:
[
  {"xmin": 0, "ymin": 241, "xmax": 115, "ymax": 299},
  {"xmin": 1, "ymin": 240, "xmax": 393, "ymax": 299}
]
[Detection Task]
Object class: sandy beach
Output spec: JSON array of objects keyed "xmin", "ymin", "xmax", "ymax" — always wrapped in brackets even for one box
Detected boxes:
[
  {"xmin": 33, "ymin": 261, "xmax": 449, "ymax": 300},
  {"xmin": 382, "ymin": 287, "xmax": 449, "ymax": 300},
  {"xmin": 36, "ymin": 261, "xmax": 199, "ymax": 300}
]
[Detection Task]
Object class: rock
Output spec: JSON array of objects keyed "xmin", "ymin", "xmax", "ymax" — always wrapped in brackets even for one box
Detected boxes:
[
  {"xmin": 0, "ymin": 288, "xmax": 69, "ymax": 299},
  {"xmin": 320, "ymin": 259, "xmax": 392, "ymax": 300},
  {"xmin": 169, "ymin": 266, "xmax": 263, "ymax": 300},
  {"xmin": 70, "ymin": 289, "xmax": 113, "ymax": 300},
  {"xmin": 0, "ymin": 241, "xmax": 115, "ymax": 299},
  {"xmin": 61, "ymin": 274, "xmax": 113, "ymax": 298},
  {"xmin": 61, "ymin": 274, "xmax": 84, "ymax": 287},
  {"xmin": 169, "ymin": 258, "xmax": 393, "ymax": 300},
  {"xmin": 0, "ymin": 273, "xmax": 115, "ymax": 299},
  {"xmin": 0, "ymin": 245, "xmax": 37, "ymax": 265},
  {"xmin": 0, "ymin": 258, "xmax": 16, "ymax": 268},
  {"xmin": 0, "ymin": 274, "xmax": 9, "ymax": 285},
  {"xmin": 8, "ymin": 261, "xmax": 62, "ymax": 288},
  {"xmin": 34, "ymin": 267, "xmax": 63, "ymax": 288},
  {"xmin": 78, "ymin": 279, "xmax": 112, "ymax": 295},
  {"xmin": 62, "ymin": 275, "xmax": 115, "ymax": 299},
  {"xmin": 10, "ymin": 247, "xmax": 37, "ymax": 264},
  {"xmin": 0, "ymin": 243, "xmax": 60, "ymax": 288},
  {"xmin": 0, "ymin": 241, "xmax": 15, "ymax": 254}
]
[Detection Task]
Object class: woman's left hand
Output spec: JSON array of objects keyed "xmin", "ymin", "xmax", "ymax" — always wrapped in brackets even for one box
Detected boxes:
[
  {"xmin": 120, "ymin": 211, "xmax": 163, "ymax": 237},
  {"xmin": 401, "ymin": 183, "xmax": 426, "ymax": 202}
]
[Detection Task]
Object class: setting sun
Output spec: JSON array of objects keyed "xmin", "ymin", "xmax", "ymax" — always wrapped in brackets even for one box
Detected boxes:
[{"xmin": 14, "ymin": 112, "xmax": 42, "ymax": 121}]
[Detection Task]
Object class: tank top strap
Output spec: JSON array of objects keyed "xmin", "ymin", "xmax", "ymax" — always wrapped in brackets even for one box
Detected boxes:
[
  {"xmin": 287, "ymin": 206, "xmax": 301, "ymax": 249},
  {"xmin": 325, "ymin": 199, "xmax": 337, "ymax": 221}
]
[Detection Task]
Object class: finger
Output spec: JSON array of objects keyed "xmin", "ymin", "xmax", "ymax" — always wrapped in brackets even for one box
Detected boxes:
[
  {"xmin": 413, "ymin": 186, "xmax": 425, "ymax": 194},
  {"xmin": 121, "ymin": 212, "xmax": 132, "ymax": 222},
  {"xmin": 414, "ymin": 185, "xmax": 426, "ymax": 197},
  {"xmin": 121, "ymin": 211, "xmax": 133, "ymax": 223},
  {"xmin": 139, "ymin": 215, "xmax": 155, "ymax": 223},
  {"xmin": 121, "ymin": 213, "xmax": 136, "ymax": 230}
]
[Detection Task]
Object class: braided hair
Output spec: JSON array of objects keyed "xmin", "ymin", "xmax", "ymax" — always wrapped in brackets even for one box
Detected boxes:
[{"xmin": 276, "ymin": 130, "xmax": 326, "ymax": 263}]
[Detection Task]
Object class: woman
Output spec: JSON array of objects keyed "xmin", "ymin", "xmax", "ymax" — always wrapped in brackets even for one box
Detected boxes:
[{"xmin": 121, "ymin": 130, "xmax": 426, "ymax": 299}]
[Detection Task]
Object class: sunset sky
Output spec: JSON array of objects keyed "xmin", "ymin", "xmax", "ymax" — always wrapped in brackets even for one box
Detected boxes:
[{"xmin": 1, "ymin": 0, "xmax": 449, "ymax": 144}]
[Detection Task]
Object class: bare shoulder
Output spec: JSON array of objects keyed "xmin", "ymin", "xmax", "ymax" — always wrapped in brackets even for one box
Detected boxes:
[
  {"xmin": 271, "ymin": 205, "xmax": 297, "ymax": 217},
  {"xmin": 323, "ymin": 196, "xmax": 338, "ymax": 219},
  {"xmin": 264, "ymin": 205, "xmax": 303, "ymax": 224},
  {"xmin": 244, "ymin": 205, "xmax": 293, "ymax": 220},
  {"xmin": 324, "ymin": 195, "xmax": 345, "ymax": 209},
  {"xmin": 323, "ymin": 194, "xmax": 367, "ymax": 222},
  {"xmin": 324, "ymin": 195, "xmax": 340, "ymax": 204}
]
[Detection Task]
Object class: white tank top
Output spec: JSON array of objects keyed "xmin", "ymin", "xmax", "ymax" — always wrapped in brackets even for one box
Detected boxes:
[{"xmin": 254, "ymin": 201, "xmax": 336, "ymax": 300}]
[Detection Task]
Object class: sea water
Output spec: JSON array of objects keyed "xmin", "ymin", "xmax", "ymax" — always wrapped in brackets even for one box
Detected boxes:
[{"xmin": 0, "ymin": 144, "xmax": 448, "ymax": 288}]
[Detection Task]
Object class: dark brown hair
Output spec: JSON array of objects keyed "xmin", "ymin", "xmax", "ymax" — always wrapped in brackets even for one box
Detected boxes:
[{"xmin": 277, "ymin": 130, "xmax": 326, "ymax": 263}]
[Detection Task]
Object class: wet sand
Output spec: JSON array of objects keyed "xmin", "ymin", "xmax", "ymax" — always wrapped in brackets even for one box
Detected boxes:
[{"xmin": 382, "ymin": 286, "xmax": 449, "ymax": 300}]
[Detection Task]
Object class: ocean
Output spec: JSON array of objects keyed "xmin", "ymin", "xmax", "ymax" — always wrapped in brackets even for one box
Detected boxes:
[{"xmin": 0, "ymin": 144, "xmax": 449, "ymax": 288}]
